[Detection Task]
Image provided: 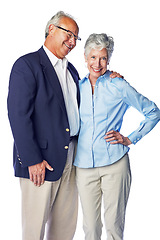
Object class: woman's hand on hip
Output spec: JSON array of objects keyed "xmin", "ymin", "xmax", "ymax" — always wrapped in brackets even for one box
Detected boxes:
[{"xmin": 104, "ymin": 130, "xmax": 132, "ymax": 146}]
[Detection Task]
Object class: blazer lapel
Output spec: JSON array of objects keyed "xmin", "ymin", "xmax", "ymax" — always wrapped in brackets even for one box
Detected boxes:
[
  {"xmin": 38, "ymin": 47, "xmax": 68, "ymax": 116},
  {"xmin": 67, "ymin": 62, "xmax": 80, "ymax": 107}
]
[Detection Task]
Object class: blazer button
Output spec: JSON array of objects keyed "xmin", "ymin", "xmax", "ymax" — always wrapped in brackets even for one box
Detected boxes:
[
  {"xmin": 64, "ymin": 146, "xmax": 69, "ymax": 149},
  {"xmin": 66, "ymin": 128, "xmax": 70, "ymax": 132}
]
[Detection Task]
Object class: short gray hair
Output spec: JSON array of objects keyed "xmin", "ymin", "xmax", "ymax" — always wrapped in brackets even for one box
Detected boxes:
[
  {"xmin": 45, "ymin": 11, "xmax": 77, "ymax": 38},
  {"xmin": 84, "ymin": 33, "xmax": 114, "ymax": 63}
]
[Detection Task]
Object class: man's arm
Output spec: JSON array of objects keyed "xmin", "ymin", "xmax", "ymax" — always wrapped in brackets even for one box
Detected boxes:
[
  {"xmin": 8, "ymin": 57, "xmax": 53, "ymax": 186},
  {"xmin": 7, "ymin": 58, "xmax": 42, "ymax": 167}
]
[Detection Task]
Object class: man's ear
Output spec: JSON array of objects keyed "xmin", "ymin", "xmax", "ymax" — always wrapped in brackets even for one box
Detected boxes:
[{"xmin": 48, "ymin": 24, "xmax": 56, "ymax": 36}]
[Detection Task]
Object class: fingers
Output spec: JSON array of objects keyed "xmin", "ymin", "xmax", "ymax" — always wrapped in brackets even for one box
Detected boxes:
[
  {"xmin": 36, "ymin": 170, "xmax": 45, "ymax": 186},
  {"xmin": 29, "ymin": 169, "xmax": 33, "ymax": 182},
  {"xmin": 104, "ymin": 130, "xmax": 132, "ymax": 146},
  {"xmin": 28, "ymin": 163, "xmax": 45, "ymax": 187},
  {"xmin": 44, "ymin": 160, "xmax": 54, "ymax": 171},
  {"xmin": 29, "ymin": 170, "xmax": 45, "ymax": 187},
  {"xmin": 109, "ymin": 71, "xmax": 124, "ymax": 79},
  {"xmin": 104, "ymin": 130, "xmax": 115, "ymax": 138},
  {"xmin": 104, "ymin": 130, "xmax": 119, "ymax": 140},
  {"xmin": 33, "ymin": 173, "xmax": 45, "ymax": 187},
  {"xmin": 104, "ymin": 130, "xmax": 124, "ymax": 144},
  {"xmin": 28, "ymin": 160, "xmax": 53, "ymax": 187}
]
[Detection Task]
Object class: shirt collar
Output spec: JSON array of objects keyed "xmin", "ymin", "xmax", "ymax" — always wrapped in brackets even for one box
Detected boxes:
[
  {"xmin": 81, "ymin": 70, "xmax": 111, "ymax": 84},
  {"xmin": 43, "ymin": 45, "xmax": 68, "ymax": 69}
]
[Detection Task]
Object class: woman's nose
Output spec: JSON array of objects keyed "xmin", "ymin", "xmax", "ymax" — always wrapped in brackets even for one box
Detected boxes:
[{"xmin": 95, "ymin": 59, "xmax": 101, "ymax": 67}]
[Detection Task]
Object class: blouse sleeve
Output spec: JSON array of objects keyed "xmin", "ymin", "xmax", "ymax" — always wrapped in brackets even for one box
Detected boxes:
[{"xmin": 121, "ymin": 79, "xmax": 160, "ymax": 144}]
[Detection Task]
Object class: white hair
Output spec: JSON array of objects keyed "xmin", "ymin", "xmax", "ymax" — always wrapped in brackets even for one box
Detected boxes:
[
  {"xmin": 84, "ymin": 33, "xmax": 114, "ymax": 63},
  {"xmin": 45, "ymin": 11, "xmax": 78, "ymax": 38}
]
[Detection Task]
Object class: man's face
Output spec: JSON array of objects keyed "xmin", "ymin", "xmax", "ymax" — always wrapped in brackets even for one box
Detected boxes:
[{"xmin": 48, "ymin": 17, "xmax": 79, "ymax": 59}]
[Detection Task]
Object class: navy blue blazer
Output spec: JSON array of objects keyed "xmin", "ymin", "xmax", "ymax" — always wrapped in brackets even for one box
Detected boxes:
[{"xmin": 7, "ymin": 47, "xmax": 80, "ymax": 181}]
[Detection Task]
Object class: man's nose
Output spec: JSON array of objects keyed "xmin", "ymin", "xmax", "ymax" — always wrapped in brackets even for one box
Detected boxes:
[{"xmin": 69, "ymin": 35, "xmax": 76, "ymax": 46}]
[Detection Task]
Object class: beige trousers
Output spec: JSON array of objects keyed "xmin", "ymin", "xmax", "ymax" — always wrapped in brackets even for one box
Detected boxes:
[
  {"xmin": 76, "ymin": 154, "xmax": 131, "ymax": 240},
  {"xmin": 20, "ymin": 140, "xmax": 78, "ymax": 240}
]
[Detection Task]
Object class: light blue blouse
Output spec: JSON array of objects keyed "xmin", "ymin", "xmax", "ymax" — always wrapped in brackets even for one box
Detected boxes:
[{"xmin": 74, "ymin": 71, "xmax": 160, "ymax": 168}]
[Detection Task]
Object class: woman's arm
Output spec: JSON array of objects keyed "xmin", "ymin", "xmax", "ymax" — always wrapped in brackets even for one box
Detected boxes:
[{"xmin": 104, "ymin": 79, "xmax": 160, "ymax": 146}]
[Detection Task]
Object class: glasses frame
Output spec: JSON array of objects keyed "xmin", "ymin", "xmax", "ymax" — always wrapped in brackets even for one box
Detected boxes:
[{"xmin": 55, "ymin": 26, "xmax": 81, "ymax": 41}]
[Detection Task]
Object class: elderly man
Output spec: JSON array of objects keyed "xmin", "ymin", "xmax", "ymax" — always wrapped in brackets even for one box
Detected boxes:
[{"xmin": 8, "ymin": 11, "xmax": 121, "ymax": 240}]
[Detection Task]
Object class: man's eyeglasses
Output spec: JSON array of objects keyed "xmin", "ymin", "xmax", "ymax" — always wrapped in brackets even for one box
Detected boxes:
[{"xmin": 55, "ymin": 26, "xmax": 81, "ymax": 41}]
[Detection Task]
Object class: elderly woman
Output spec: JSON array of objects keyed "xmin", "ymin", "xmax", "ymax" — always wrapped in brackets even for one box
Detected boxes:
[{"xmin": 74, "ymin": 33, "xmax": 160, "ymax": 240}]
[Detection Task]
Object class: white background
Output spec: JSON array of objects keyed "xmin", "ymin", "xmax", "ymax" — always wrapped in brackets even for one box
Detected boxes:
[{"xmin": 0, "ymin": 0, "xmax": 160, "ymax": 239}]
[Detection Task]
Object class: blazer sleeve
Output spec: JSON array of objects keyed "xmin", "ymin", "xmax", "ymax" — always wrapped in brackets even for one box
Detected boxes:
[{"xmin": 7, "ymin": 57, "xmax": 43, "ymax": 167}]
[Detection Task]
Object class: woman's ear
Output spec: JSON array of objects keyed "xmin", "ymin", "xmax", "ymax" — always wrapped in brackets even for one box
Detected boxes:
[{"xmin": 84, "ymin": 53, "xmax": 87, "ymax": 62}]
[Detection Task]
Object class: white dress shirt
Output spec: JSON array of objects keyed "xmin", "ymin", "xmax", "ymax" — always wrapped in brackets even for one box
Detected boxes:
[{"xmin": 43, "ymin": 45, "xmax": 79, "ymax": 137}]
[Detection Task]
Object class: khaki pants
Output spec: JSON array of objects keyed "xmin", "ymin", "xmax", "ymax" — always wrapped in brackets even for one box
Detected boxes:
[
  {"xmin": 76, "ymin": 154, "xmax": 131, "ymax": 240},
  {"xmin": 20, "ymin": 140, "xmax": 78, "ymax": 240}
]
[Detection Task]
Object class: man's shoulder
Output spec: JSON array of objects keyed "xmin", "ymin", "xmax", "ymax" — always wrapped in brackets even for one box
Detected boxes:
[
  {"xmin": 12, "ymin": 47, "xmax": 43, "ymax": 71},
  {"xmin": 17, "ymin": 47, "xmax": 42, "ymax": 63}
]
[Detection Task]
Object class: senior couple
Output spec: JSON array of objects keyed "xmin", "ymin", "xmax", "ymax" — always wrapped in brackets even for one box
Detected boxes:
[{"xmin": 8, "ymin": 11, "xmax": 160, "ymax": 240}]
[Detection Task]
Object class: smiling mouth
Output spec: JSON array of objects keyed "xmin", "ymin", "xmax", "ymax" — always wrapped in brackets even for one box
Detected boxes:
[
  {"xmin": 64, "ymin": 43, "xmax": 73, "ymax": 50},
  {"xmin": 92, "ymin": 68, "xmax": 102, "ymax": 73}
]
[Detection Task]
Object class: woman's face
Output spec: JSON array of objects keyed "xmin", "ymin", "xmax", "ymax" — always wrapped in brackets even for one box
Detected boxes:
[{"xmin": 85, "ymin": 48, "xmax": 108, "ymax": 81}]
